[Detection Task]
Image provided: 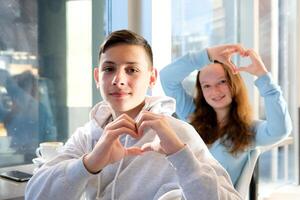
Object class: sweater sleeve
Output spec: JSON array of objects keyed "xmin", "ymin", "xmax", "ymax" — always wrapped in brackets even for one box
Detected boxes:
[
  {"xmin": 254, "ymin": 73, "xmax": 292, "ymax": 146},
  {"xmin": 166, "ymin": 146, "xmax": 241, "ymax": 200},
  {"xmin": 160, "ymin": 50, "xmax": 211, "ymax": 120},
  {"xmin": 25, "ymin": 121, "xmax": 99, "ymax": 200},
  {"xmin": 163, "ymin": 119, "xmax": 242, "ymax": 200}
]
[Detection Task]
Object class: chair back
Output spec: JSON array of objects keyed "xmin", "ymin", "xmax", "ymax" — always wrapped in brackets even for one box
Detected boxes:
[{"xmin": 235, "ymin": 147, "xmax": 261, "ymax": 200}]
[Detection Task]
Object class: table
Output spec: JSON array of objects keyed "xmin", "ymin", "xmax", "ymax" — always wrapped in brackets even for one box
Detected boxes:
[{"xmin": 0, "ymin": 164, "xmax": 35, "ymax": 200}]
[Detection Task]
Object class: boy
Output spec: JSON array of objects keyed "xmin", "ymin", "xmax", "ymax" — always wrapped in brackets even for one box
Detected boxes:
[{"xmin": 25, "ymin": 30, "xmax": 241, "ymax": 200}]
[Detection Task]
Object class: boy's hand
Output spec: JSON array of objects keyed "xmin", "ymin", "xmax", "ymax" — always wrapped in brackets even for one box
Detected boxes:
[
  {"xmin": 237, "ymin": 49, "xmax": 268, "ymax": 77},
  {"xmin": 83, "ymin": 114, "xmax": 142, "ymax": 173},
  {"xmin": 136, "ymin": 111, "xmax": 185, "ymax": 155},
  {"xmin": 207, "ymin": 44, "xmax": 247, "ymax": 74}
]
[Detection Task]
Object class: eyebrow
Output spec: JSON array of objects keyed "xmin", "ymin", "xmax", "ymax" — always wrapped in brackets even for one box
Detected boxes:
[
  {"xmin": 102, "ymin": 61, "xmax": 140, "ymax": 65},
  {"xmin": 200, "ymin": 76, "xmax": 227, "ymax": 85}
]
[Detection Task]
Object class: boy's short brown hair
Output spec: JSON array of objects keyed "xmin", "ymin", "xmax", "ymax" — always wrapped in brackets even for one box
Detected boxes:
[{"xmin": 99, "ymin": 30, "xmax": 153, "ymax": 66}]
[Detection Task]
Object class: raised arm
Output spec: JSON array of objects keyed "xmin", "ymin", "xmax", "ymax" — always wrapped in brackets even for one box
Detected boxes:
[
  {"xmin": 160, "ymin": 50, "xmax": 211, "ymax": 120},
  {"xmin": 238, "ymin": 49, "xmax": 292, "ymax": 145}
]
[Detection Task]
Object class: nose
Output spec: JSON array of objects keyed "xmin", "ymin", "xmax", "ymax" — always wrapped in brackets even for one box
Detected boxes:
[
  {"xmin": 210, "ymin": 85, "xmax": 222, "ymax": 95},
  {"xmin": 112, "ymin": 71, "xmax": 125, "ymax": 86}
]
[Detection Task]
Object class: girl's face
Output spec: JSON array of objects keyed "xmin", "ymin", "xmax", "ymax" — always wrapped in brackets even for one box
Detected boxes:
[{"xmin": 199, "ymin": 63, "xmax": 232, "ymax": 115}]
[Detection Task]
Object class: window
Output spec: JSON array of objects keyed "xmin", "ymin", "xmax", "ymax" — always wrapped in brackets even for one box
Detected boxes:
[
  {"xmin": 256, "ymin": 0, "xmax": 298, "ymax": 197},
  {"xmin": 0, "ymin": 0, "xmax": 106, "ymax": 167}
]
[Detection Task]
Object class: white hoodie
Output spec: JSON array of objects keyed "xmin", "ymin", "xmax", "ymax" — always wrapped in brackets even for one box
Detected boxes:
[{"xmin": 25, "ymin": 96, "xmax": 241, "ymax": 200}]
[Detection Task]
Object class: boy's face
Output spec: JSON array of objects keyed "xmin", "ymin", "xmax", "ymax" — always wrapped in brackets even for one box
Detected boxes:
[{"xmin": 94, "ymin": 44, "xmax": 156, "ymax": 117}]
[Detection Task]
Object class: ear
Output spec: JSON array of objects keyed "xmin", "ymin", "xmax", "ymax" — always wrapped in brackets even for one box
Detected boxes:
[
  {"xmin": 94, "ymin": 67, "xmax": 100, "ymax": 88},
  {"xmin": 149, "ymin": 68, "xmax": 157, "ymax": 88}
]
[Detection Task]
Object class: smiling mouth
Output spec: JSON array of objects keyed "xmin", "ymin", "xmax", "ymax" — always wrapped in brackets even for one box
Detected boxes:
[
  {"xmin": 212, "ymin": 95, "xmax": 225, "ymax": 101},
  {"xmin": 110, "ymin": 92, "xmax": 131, "ymax": 97}
]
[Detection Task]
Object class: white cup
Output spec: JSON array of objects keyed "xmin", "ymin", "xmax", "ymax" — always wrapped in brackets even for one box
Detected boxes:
[
  {"xmin": 35, "ymin": 142, "xmax": 63, "ymax": 161},
  {"xmin": 0, "ymin": 136, "xmax": 11, "ymax": 151}
]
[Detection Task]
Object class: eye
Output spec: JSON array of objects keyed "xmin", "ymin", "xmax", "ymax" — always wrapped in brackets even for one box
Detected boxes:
[
  {"xmin": 219, "ymin": 79, "xmax": 227, "ymax": 85},
  {"xmin": 126, "ymin": 66, "xmax": 140, "ymax": 74},
  {"xmin": 202, "ymin": 84, "xmax": 210, "ymax": 89},
  {"xmin": 102, "ymin": 66, "xmax": 114, "ymax": 72}
]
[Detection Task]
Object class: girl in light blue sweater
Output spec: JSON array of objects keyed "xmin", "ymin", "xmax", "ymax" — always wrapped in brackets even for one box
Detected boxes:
[{"xmin": 160, "ymin": 45, "xmax": 292, "ymax": 186}]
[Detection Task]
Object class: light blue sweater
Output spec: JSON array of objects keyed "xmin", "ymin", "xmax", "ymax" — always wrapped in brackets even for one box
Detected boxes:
[{"xmin": 160, "ymin": 50, "xmax": 292, "ymax": 185}]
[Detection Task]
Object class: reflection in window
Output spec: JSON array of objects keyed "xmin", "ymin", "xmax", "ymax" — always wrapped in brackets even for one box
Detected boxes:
[
  {"xmin": 0, "ymin": 0, "xmax": 58, "ymax": 167},
  {"xmin": 0, "ymin": 0, "xmax": 106, "ymax": 168}
]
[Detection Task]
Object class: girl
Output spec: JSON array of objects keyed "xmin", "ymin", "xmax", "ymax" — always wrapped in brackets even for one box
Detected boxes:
[{"xmin": 160, "ymin": 45, "xmax": 292, "ymax": 185}]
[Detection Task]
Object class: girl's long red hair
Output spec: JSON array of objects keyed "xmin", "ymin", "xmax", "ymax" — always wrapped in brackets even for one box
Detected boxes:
[{"xmin": 190, "ymin": 63, "xmax": 254, "ymax": 154}]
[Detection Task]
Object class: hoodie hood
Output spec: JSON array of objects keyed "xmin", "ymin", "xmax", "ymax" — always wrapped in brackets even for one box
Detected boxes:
[{"xmin": 89, "ymin": 96, "xmax": 176, "ymax": 127}]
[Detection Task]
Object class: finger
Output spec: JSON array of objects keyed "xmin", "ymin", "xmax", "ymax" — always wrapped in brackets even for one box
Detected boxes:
[
  {"xmin": 245, "ymin": 49, "xmax": 261, "ymax": 59},
  {"xmin": 243, "ymin": 49, "xmax": 262, "ymax": 65},
  {"xmin": 108, "ymin": 113, "xmax": 136, "ymax": 129},
  {"xmin": 141, "ymin": 142, "xmax": 166, "ymax": 154},
  {"xmin": 236, "ymin": 66, "xmax": 249, "ymax": 72},
  {"xmin": 220, "ymin": 44, "xmax": 244, "ymax": 56},
  {"xmin": 224, "ymin": 59, "xmax": 239, "ymax": 74},
  {"xmin": 136, "ymin": 111, "xmax": 160, "ymax": 127},
  {"xmin": 117, "ymin": 113, "xmax": 136, "ymax": 124},
  {"xmin": 126, "ymin": 147, "xmax": 143, "ymax": 156},
  {"xmin": 138, "ymin": 118, "xmax": 168, "ymax": 140},
  {"xmin": 141, "ymin": 142, "xmax": 153, "ymax": 152},
  {"xmin": 107, "ymin": 117, "xmax": 137, "ymax": 132},
  {"xmin": 227, "ymin": 44, "xmax": 246, "ymax": 55},
  {"xmin": 106, "ymin": 127, "xmax": 139, "ymax": 141},
  {"xmin": 137, "ymin": 111, "xmax": 165, "ymax": 135}
]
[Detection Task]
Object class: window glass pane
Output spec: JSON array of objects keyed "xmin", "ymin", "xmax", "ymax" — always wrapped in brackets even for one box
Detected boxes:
[
  {"xmin": 171, "ymin": 0, "xmax": 237, "ymax": 59},
  {"xmin": 0, "ymin": 0, "xmax": 105, "ymax": 167},
  {"xmin": 258, "ymin": 0, "xmax": 297, "ymax": 197},
  {"xmin": 0, "ymin": 0, "xmax": 46, "ymax": 166},
  {"xmin": 171, "ymin": 0, "xmax": 237, "ymax": 97}
]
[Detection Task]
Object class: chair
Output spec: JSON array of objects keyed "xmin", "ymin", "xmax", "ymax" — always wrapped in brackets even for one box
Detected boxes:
[
  {"xmin": 235, "ymin": 147, "xmax": 261, "ymax": 200},
  {"xmin": 235, "ymin": 137, "xmax": 293, "ymax": 200}
]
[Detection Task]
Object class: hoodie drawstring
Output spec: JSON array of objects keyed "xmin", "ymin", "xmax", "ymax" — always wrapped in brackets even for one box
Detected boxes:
[
  {"xmin": 95, "ymin": 135, "xmax": 129, "ymax": 200},
  {"xmin": 111, "ymin": 135, "xmax": 129, "ymax": 200},
  {"xmin": 96, "ymin": 172, "xmax": 101, "ymax": 200}
]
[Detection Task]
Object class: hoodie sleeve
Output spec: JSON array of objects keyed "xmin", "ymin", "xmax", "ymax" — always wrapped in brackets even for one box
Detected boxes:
[
  {"xmin": 160, "ymin": 50, "xmax": 212, "ymax": 121},
  {"xmin": 254, "ymin": 73, "xmax": 292, "ymax": 146},
  {"xmin": 165, "ymin": 119, "xmax": 242, "ymax": 200},
  {"xmin": 25, "ymin": 120, "xmax": 100, "ymax": 200}
]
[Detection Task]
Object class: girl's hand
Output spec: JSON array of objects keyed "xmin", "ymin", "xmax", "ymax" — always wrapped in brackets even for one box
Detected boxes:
[
  {"xmin": 207, "ymin": 44, "xmax": 247, "ymax": 74},
  {"xmin": 237, "ymin": 49, "xmax": 268, "ymax": 77}
]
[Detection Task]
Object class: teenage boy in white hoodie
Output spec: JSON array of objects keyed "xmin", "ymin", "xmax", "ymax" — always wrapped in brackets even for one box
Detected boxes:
[{"xmin": 25, "ymin": 30, "xmax": 241, "ymax": 200}]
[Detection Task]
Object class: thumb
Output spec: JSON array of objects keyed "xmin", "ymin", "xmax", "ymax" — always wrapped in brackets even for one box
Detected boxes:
[
  {"xmin": 141, "ymin": 142, "xmax": 154, "ymax": 152},
  {"xmin": 141, "ymin": 142, "xmax": 166, "ymax": 154},
  {"xmin": 237, "ymin": 66, "xmax": 249, "ymax": 72},
  {"xmin": 126, "ymin": 147, "xmax": 143, "ymax": 156}
]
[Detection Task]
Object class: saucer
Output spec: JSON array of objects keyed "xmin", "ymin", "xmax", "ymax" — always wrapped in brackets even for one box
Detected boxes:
[{"xmin": 32, "ymin": 157, "xmax": 46, "ymax": 165}]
